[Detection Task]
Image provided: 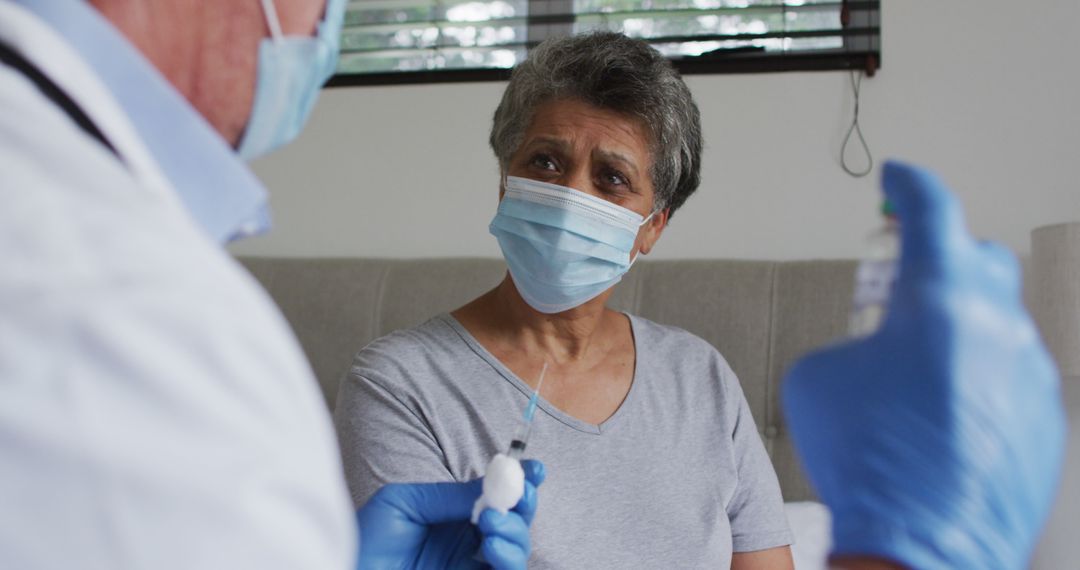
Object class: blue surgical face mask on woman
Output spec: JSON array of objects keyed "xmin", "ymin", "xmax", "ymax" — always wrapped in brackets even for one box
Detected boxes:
[
  {"xmin": 238, "ymin": 0, "xmax": 347, "ymax": 160},
  {"xmin": 489, "ymin": 176, "xmax": 655, "ymax": 314}
]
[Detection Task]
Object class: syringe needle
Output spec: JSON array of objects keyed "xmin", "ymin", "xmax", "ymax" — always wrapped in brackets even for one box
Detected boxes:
[
  {"xmin": 508, "ymin": 362, "xmax": 548, "ymax": 458},
  {"xmin": 528, "ymin": 362, "xmax": 548, "ymax": 416},
  {"xmin": 535, "ymin": 362, "xmax": 548, "ymax": 393}
]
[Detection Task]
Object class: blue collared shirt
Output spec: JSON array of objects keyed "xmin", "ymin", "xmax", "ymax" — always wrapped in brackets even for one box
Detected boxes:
[{"xmin": 13, "ymin": 0, "xmax": 272, "ymax": 243}]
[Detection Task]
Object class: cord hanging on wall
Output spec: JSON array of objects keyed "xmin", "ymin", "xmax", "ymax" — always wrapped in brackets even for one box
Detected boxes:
[
  {"xmin": 841, "ymin": 68, "xmax": 873, "ymax": 178},
  {"xmin": 839, "ymin": 0, "xmax": 877, "ymax": 178}
]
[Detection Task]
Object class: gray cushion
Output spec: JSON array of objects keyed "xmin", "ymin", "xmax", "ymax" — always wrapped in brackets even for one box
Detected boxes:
[{"xmin": 767, "ymin": 261, "xmax": 857, "ymax": 500}]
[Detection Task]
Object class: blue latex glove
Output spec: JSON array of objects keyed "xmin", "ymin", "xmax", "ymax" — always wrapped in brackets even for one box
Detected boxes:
[
  {"xmin": 782, "ymin": 161, "xmax": 1066, "ymax": 570},
  {"xmin": 355, "ymin": 459, "xmax": 545, "ymax": 570}
]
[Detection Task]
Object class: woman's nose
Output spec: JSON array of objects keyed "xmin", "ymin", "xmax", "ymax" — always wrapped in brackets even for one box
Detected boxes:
[{"xmin": 560, "ymin": 170, "xmax": 597, "ymax": 197}]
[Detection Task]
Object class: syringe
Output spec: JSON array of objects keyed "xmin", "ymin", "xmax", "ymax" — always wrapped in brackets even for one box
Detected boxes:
[
  {"xmin": 507, "ymin": 362, "xmax": 547, "ymax": 459},
  {"xmin": 471, "ymin": 362, "xmax": 549, "ymax": 526}
]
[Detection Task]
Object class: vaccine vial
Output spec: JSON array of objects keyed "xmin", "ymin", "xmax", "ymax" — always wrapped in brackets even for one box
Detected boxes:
[{"xmin": 849, "ymin": 201, "xmax": 899, "ymax": 337}]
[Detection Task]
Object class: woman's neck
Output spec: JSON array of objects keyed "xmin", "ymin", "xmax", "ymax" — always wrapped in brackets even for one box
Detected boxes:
[{"xmin": 458, "ymin": 275, "xmax": 615, "ymax": 364}]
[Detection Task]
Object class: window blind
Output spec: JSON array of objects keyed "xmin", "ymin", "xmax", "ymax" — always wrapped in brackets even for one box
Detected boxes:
[{"xmin": 332, "ymin": 0, "xmax": 880, "ymax": 86}]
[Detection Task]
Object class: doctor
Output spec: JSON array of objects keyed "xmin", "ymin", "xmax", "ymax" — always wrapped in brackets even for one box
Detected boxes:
[{"xmin": 0, "ymin": 0, "xmax": 537, "ymax": 568}]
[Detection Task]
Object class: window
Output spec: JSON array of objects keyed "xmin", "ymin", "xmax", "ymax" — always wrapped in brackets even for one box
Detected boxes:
[{"xmin": 330, "ymin": 0, "xmax": 880, "ymax": 86}]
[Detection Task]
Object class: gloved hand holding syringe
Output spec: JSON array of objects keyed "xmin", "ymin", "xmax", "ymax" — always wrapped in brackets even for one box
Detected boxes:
[{"xmin": 472, "ymin": 362, "xmax": 548, "ymax": 524}]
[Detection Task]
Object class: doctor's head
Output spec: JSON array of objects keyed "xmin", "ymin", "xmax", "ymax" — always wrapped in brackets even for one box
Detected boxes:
[{"xmin": 89, "ymin": 0, "xmax": 346, "ymax": 157}]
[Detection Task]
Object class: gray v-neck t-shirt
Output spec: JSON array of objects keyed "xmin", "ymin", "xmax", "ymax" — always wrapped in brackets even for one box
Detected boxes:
[{"xmin": 334, "ymin": 313, "xmax": 792, "ymax": 568}]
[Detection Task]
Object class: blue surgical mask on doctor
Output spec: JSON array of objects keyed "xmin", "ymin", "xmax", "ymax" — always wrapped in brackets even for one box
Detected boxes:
[
  {"xmin": 490, "ymin": 176, "xmax": 656, "ymax": 314},
  {"xmin": 238, "ymin": 0, "xmax": 347, "ymax": 160}
]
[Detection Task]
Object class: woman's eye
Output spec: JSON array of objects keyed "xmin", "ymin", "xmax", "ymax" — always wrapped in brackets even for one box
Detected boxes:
[
  {"xmin": 600, "ymin": 170, "xmax": 629, "ymax": 188},
  {"xmin": 531, "ymin": 154, "xmax": 558, "ymax": 171}
]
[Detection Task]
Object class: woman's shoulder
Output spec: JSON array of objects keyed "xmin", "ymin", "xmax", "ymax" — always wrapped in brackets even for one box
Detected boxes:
[
  {"xmin": 625, "ymin": 313, "xmax": 739, "ymax": 381},
  {"xmin": 347, "ymin": 314, "xmax": 466, "ymax": 388},
  {"xmin": 626, "ymin": 313, "xmax": 724, "ymax": 356}
]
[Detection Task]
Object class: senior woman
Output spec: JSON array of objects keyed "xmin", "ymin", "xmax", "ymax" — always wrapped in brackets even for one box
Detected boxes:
[{"xmin": 334, "ymin": 32, "xmax": 793, "ymax": 568}]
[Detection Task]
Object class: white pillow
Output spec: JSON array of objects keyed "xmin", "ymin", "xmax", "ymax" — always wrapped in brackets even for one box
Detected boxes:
[{"xmin": 784, "ymin": 501, "xmax": 832, "ymax": 570}]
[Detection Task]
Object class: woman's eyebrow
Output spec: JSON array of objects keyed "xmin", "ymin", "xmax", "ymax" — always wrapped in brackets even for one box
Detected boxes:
[
  {"xmin": 524, "ymin": 136, "xmax": 572, "ymax": 153},
  {"xmin": 594, "ymin": 149, "xmax": 640, "ymax": 178}
]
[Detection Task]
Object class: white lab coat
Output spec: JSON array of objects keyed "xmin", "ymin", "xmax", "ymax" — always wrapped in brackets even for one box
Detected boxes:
[{"xmin": 0, "ymin": 3, "xmax": 355, "ymax": 569}]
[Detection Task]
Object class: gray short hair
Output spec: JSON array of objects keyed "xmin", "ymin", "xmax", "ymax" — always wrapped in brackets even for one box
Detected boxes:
[{"xmin": 490, "ymin": 32, "xmax": 703, "ymax": 217}]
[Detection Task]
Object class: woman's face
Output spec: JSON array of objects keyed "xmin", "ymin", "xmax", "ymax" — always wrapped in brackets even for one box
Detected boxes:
[{"xmin": 504, "ymin": 98, "xmax": 668, "ymax": 257}]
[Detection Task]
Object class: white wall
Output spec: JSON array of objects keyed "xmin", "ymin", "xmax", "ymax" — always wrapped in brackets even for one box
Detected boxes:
[{"xmin": 230, "ymin": 0, "xmax": 1080, "ymax": 261}]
